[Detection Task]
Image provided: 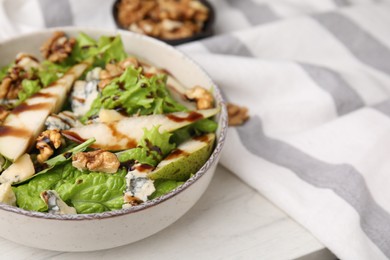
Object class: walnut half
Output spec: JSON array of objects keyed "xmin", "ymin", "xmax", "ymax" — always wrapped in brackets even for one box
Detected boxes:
[
  {"xmin": 227, "ymin": 103, "xmax": 249, "ymax": 126},
  {"xmin": 36, "ymin": 129, "xmax": 63, "ymax": 163},
  {"xmin": 40, "ymin": 31, "xmax": 76, "ymax": 63},
  {"xmin": 185, "ymin": 86, "xmax": 214, "ymax": 110},
  {"xmin": 72, "ymin": 150, "xmax": 120, "ymax": 174}
]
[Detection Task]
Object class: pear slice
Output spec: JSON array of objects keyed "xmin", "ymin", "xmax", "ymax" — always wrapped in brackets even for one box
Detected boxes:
[
  {"xmin": 62, "ymin": 108, "xmax": 219, "ymax": 151},
  {"xmin": 166, "ymin": 76, "xmax": 197, "ymax": 110},
  {"xmin": 0, "ymin": 182, "xmax": 16, "ymax": 206},
  {"xmin": 147, "ymin": 133, "xmax": 215, "ymax": 181},
  {"xmin": 0, "ymin": 62, "xmax": 90, "ymax": 161},
  {"xmin": 0, "ymin": 153, "xmax": 35, "ymax": 184}
]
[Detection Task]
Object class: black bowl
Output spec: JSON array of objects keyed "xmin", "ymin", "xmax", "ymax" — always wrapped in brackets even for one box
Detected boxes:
[{"xmin": 112, "ymin": 0, "xmax": 215, "ymax": 46}]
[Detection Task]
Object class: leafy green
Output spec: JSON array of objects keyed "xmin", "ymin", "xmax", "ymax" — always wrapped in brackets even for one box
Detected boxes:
[
  {"xmin": 0, "ymin": 154, "xmax": 11, "ymax": 173},
  {"xmin": 193, "ymin": 119, "xmax": 218, "ymax": 133},
  {"xmin": 117, "ymin": 147, "xmax": 158, "ymax": 166},
  {"xmin": 171, "ymin": 119, "xmax": 218, "ymax": 145},
  {"xmin": 96, "ymin": 35, "xmax": 127, "ymax": 66},
  {"xmin": 13, "ymin": 138, "xmax": 96, "ymax": 185},
  {"xmin": 13, "ymin": 164, "xmax": 72, "ymax": 212},
  {"xmin": 70, "ymin": 33, "xmax": 127, "ymax": 67},
  {"xmin": 56, "ymin": 168, "xmax": 127, "ymax": 214},
  {"xmin": 148, "ymin": 179, "xmax": 184, "ymax": 200},
  {"xmin": 117, "ymin": 126, "xmax": 176, "ymax": 167},
  {"xmin": 14, "ymin": 163, "xmax": 127, "ymax": 214},
  {"xmin": 45, "ymin": 138, "xmax": 96, "ymax": 167},
  {"xmin": 140, "ymin": 126, "xmax": 175, "ymax": 156},
  {"xmin": 0, "ymin": 64, "xmax": 11, "ymax": 82},
  {"xmin": 38, "ymin": 60, "xmax": 69, "ymax": 86},
  {"xmin": 17, "ymin": 79, "xmax": 42, "ymax": 104},
  {"xmin": 82, "ymin": 67, "xmax": 187, "ymax": 121}
]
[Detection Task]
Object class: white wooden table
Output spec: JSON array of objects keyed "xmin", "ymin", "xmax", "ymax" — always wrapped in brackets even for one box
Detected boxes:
[{"xmin": 0, "ymin": 165, "xmax": 335, "ymax": 260}]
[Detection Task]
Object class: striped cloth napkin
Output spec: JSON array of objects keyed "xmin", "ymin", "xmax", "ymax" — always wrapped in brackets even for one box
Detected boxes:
[{"xmin": 1, "ymin": 0, "xmax": 390, "ymax": 259}]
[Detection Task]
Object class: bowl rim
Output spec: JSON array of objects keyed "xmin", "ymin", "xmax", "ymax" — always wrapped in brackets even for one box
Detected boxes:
[
  {"xmin": 0, "ymin": 27, "xmax": 228, "ymax": 221},
  {"xmin": 112, "ymin": 0, "xmax": 215, "ymax": 46}
]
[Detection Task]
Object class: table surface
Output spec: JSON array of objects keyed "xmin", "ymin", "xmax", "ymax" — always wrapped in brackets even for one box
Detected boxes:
[{"xmin": 0, "ymin": 165, "xmax": 335, "ymax": 260}]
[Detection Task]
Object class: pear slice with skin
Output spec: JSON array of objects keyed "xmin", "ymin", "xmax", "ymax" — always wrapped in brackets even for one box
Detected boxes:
[
  {"xmin": 0, "ymin": 153, "xmax": 35, "ymax": 184},
  {"xmin": 147, "ymin": 133, "xmax": 215, "ymax": 181},
  {"xmin": 0, "ymin": 62, "xmax": 90, "ymax": 161},
  {"xmin": 62, "ymin": 108, "xmax": 219, "ymax": 151}
]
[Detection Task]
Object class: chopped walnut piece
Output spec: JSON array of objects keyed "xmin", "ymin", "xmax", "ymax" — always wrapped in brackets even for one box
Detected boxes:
[
  {"xmin": 185, "ymin": 86, "xmax": 214, "ymax": 110},
  {"xmin": 72, "ymin": 150, "xmax": 120, "ymax": 174},
  {"xmin": 123, "ymin": 193, "xmax": 143, "ymax": 206},
  {"xmin": 36, "ymin": 129, "xmax": 64, "ymax": 163},
  {"xmin": 40, "ymin": 31, "xmax": 76, "ymax": 63},
  {"xmin": 227, "ymin": 103, "xmax": 249, "ymax": 126},
  {"xmin": 0, "ymin": 67, "xmax": 29, "ymax": 100},
  {"xmin": 98, "ymin": 57, "xmax": 140, "ymax": 89},
  {"xmin": 0, "ymin": 53, "xmax": 40, "ymax": 101},
  {"xmin": 15, "ymin": 53, "xmax": 40, "ymax": 71},
  {"xmin": 119, "ymin": 57, "xmax": 139, "ymax": 70}
]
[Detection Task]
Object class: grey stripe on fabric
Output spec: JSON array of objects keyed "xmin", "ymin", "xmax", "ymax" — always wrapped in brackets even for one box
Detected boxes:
[
  {"xmin": 236, "ymin": 116, "xmax": 390, "ymax": 258},
  {"xmin": 38, "ymin": 0, "xmax": 73, "ymax": 27},
  {"xmin": 226, "ymin": 0, "xmax": 278, "ymax": 25},
  {"xmin": 202, "ymin": 34, "xmax": 253, "ymax": 57},
  {"xmin": 333, "ymin": 0, "xmax": 350, "ymax": 6},
  {"xmin": 313, "ymin": 12, "xmax": 390, "ymax": 76},
  {"xmin": 300, "ymin": 63, "xmax": 365, "ymax": 115},
  {"xmin": 373, "ymin": 99, "xmax": 390, "ymax": 117}
]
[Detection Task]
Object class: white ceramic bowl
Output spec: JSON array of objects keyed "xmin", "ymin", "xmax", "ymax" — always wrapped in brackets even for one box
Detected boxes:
[{"xmin": 0, "ymin": 28, "xmax": 227, "ymax": 252}]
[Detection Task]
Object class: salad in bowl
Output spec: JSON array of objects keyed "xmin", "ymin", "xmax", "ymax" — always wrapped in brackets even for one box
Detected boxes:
[{"xmin": 0, "ymin": 31, "xmax": 220, "ymax": 215}]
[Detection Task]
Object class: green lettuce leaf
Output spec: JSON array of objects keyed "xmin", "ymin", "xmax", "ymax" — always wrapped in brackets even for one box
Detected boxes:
[
  {"xmin": 14, "ymin": 163, "xmax": 127, "ymax": 214},
  {"xmin": 13, "ymin": 163, "xmax": 72, "ymax": 212},
  {"xmin": 70, "ymin": 33, "xmax": 127, "ymax": 67},
  {"xmin": 96, "ymin": 35, "xmax": 127, "ymax": 65},
  {"xmin": 139, "ymin": 125, "xmax": 175, "ymax": 157},
  {"xmin": 82, "ymin": 66, "xmax": 187, "ymax": 121},
  {"xmin": 13, "ymin": 138, "xmax": 95, "ymax": 185},
  {"xmin": 17, "ymin": 79, "xmax": 42, "ymax": 104},
  {"xmin": 38, "ymin": 60, "xmax": 69, "ymax": 86},
  {"xmin": 0, "ymin": 64, "xmax": 11, "ymax": 82},
  {"xmin": 148, "ymin": 179, "xmax": 184, "ymax": 200},
  {"xmin": 56, "ymin": 168, "xmax": 127, "ymax": 214},
  {"xmin": 117, "ymin": 126, "xmax": 176, "ymax": 167},
  {"xmin": 117, "ymin": 147, "xmax": 159, "ymax": 166}
]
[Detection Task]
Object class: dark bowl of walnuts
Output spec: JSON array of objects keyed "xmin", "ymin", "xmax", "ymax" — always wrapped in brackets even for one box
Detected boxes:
[{"xmin": 113, "ymin": 0, "xmax": 215, "ymax": 46}]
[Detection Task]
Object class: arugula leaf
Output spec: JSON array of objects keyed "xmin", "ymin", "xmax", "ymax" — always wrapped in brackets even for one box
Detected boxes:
[
  {"xmin": 171, "ymin": 119, "xmax": 218, "ymax": 145},
  {"xmin": 148, "ymin": 179, "xmax": 184, "ymax": 200},
  {"xmin": 45, "ymin": 138, "xmax": 96, "ymax": 167}
]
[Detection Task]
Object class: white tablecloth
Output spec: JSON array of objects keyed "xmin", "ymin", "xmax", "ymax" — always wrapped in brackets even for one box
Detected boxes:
[{"xmin": 1, "ymin": 1, "xmax": 390, "ymax": 259}]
